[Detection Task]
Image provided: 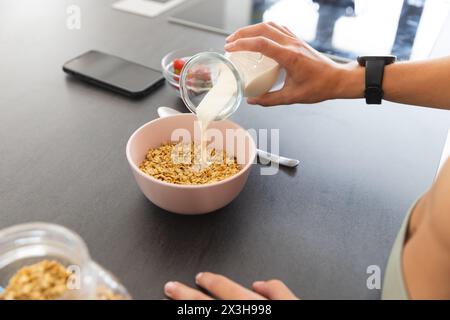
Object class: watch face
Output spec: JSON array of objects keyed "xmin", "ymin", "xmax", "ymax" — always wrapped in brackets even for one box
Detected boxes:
[{"xmin": 357, "ymin": 55, "xmax": 397, "ymax": 66}]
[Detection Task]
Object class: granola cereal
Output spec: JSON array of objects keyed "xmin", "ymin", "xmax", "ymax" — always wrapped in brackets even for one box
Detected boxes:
[
  {"xmin": 139, "ymin": 142, "xmax": 241, "ymax": 185},
  {"xmin": 0, "ymin": 260, "xmax": 127, "ymax": 300},
  {"xmin": 96, "ymin": 287, "xmax": 125, "ymax": 300},
  {"xmin": 0, "ymin": 260, "xmax": 69, "ymax": 300}
]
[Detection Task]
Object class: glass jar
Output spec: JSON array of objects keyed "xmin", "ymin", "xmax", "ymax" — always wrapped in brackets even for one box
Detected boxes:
[
  {"xmin": 0, "ymin": 223, "xmax": 130, "ymax": 300},
  {"xmin": 180, "ymin": 51, "xmax": 280, "ymax": 121}
]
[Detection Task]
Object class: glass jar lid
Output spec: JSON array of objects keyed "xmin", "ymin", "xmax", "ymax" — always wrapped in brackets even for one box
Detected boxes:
[{"xmin": 179, "ymin": 52, "xmax": 244, "ymax": 121}]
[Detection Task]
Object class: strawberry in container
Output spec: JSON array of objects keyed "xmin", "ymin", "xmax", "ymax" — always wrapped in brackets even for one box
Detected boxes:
[
  {"xmin": 171, "ymin": 58, "xmax": 212, "ymax": 94},
  {"xmin": 172, "ymin": 58, "xmax": 186, "ymax": 83},
  {"xmin": 161, "ymin": 49, "xmax": 215, "ymax": 96}
]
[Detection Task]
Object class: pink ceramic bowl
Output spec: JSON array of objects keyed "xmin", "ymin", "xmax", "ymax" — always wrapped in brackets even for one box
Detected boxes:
[{"xmin": 126, "ymin": 114, "xmax": 256, "ymax": 214}]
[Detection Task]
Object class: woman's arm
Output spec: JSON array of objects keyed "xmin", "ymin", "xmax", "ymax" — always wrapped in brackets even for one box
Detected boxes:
[
  {"xmin": 341, "ymin": 56, "xmax": 450, "ymax": 109},
  {"xmin": 225, "ymin": 22, "xmax": 450, "ymax": 109},
  {"xmin": 225, "ymin": 22, "xmax": 450, "ymax": 299},
  {"xmin": 403, "ymin": 159, "xmax": 450, "ymax": 299}
]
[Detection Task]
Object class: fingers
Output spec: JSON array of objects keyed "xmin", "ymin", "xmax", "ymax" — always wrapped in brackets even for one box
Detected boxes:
[
  {"xmin": 252, "ymin": 279, "xmax": 299, "ymax": 300},
  {"xmin": 226, "ymin": 22, "xmax": 294, "ymax": 45},
  {"xmin": 195, "ymin": 272, "xmax": 265, "ymax": 300},
  {"xmin": 164, "ymin": 281, "xmax": 213, "ymax": 300},
  {"xmin": 225, "ymin": 37, "xmax": 293, "ymax": 67},
  {"xmin": 164, "ymin": 274, "xmax": 298, "ymax": 301},
  {"xmin": 247, "ymin": 90, "xmax": 288, "ymax": 107},
  {"xmin": 266, "ymin": 21, "xmax": 296, "ymax": 38}
]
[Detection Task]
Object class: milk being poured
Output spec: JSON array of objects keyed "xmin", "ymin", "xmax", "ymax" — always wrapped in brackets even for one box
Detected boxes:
[{"xmin": 195, "ymin": 51, "xmax": 280, "ymax": 167}]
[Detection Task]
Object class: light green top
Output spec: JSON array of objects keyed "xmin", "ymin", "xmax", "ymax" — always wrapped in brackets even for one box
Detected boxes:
[{"xmin": 381, "ymin": 200, "xmax": 419, "ymax": 300}]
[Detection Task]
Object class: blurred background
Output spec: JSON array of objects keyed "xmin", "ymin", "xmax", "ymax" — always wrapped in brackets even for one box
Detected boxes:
[{"xmin": 170, "ymin": 0, "xmax": 450, "ymax": 60}]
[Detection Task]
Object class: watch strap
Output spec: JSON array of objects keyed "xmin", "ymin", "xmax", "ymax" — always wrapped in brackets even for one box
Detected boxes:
[{"xmin": 364, "ymin": 59, "xmax": 386, "ymax": 105}]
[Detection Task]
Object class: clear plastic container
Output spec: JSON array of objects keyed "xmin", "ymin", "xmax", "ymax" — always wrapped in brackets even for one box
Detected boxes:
[
  {"xmin": 0, "ymin": 223, "xmax": 131, "ymax": 300},
  {"xmin": 161, "ymin": 47, "xmax": 216, "ymax": 96},
  {"xmin": 179, "ymin": 51, "xmax": 280, "ymax": 121}
]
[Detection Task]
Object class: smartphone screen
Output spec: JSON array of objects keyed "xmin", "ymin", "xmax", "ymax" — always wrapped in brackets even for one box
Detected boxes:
[{"xmin": 63, "ymin": 50, "xmax": 164, "ymax": 97}]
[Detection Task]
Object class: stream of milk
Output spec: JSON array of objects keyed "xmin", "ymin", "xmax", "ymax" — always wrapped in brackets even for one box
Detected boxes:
[{"xmin": 195, "ymin": 52, "xmax": 280, "ymax": 167}]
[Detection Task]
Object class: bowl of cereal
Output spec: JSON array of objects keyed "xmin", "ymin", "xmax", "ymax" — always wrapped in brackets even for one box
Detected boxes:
[{"xmin": 126, "ymin": 114, "xmax": 256, "ymax": 214}]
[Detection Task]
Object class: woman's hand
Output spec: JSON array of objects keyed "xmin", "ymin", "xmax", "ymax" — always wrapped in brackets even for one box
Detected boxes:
[
  {"xmin": 164, "ymin": 272, "xmax": 298, "ymax": 300},
  {"xmin": 225, "ymin": 22, "xmax": 364, "ymax": 106}
]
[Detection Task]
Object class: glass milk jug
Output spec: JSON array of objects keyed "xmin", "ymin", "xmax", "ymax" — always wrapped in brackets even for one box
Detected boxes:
[{"xmin": 179, "ymin": 51, "xmax": 281, "ymax": 121}]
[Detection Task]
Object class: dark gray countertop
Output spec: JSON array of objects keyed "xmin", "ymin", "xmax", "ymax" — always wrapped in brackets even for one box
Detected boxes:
[{"xmin": 1, "ymin": 0, "xmax": 449, "ymax": 299}]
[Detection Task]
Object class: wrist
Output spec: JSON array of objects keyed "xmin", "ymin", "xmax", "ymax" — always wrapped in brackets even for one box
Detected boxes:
[{"xmin": 333, "ymin": 62, "xmax": 365, "ymax": 99}]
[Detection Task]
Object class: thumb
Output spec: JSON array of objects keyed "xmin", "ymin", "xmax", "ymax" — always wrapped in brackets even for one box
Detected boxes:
[{"xmin": 247, "ymin": 90, "xmax": 287, "ymax": 107}]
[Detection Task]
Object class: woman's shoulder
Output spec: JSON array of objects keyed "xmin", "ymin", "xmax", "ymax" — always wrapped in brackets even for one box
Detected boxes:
[{"xmin": 428, "ymin": 158, "xmax": 450, "ymax": 244}]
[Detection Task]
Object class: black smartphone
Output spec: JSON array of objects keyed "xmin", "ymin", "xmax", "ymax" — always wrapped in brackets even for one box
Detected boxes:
[{"xmin": 63, "ymin": 50, "xmax": 165, "ymax": 98}]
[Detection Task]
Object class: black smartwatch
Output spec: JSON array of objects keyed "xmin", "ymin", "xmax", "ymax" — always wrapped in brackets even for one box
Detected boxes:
[{"xmin": 357, "ymin": 55, "xmax": 396, "ymax": 105}]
